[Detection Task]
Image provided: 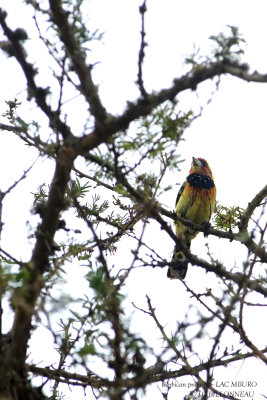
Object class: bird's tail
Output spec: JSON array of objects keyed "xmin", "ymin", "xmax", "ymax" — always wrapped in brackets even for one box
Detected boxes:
[{"xmin": 167, "ymin": 241, "xmax": 191, "ymax": 279}]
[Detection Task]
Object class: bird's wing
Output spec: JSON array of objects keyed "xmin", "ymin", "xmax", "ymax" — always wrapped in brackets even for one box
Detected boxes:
[
  {"xmin": 175, "ymin": 181, "xmax": 186, "ymax": 207},
  {"xmin": 175, "ymin": 180, "xmax": 196, "ymax": 220}
]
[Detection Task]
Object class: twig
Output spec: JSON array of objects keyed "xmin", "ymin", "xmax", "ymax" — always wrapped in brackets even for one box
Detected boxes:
[
  {"xmin": 48, "ymin": 0, "xmax": 107, "ymax": 125},
  {"xmin": 239, "ymin": 184, "xmax": 267, "ymax": 231},
  {"xmin": 2, "ymin": 157, "xmax": 39, "ymax": 197},
  {"xmin": 0, "ymin": 11, "xmax": 73, "ymax": 139},
  {"xmin": 137, "ymin": 1, "xmax": 148, "ymax": 96},
  {"xmin": 145, "ymin": 296, "xmax": 240, "ymax": 400}
]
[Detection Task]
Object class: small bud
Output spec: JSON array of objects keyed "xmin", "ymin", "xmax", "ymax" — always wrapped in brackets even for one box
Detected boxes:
[{"xmin": 14, "ymin": 28, "xmax": 28, "ymax": 41}]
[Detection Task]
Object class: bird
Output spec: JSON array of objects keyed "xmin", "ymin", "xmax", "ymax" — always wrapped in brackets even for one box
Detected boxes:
[{"xmin": 167, "ymin": 157, "xmax": 216, "ymax": 279}]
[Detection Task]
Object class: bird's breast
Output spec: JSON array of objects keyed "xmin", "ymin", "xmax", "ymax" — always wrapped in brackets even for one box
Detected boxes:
[
  {"xmin": 186, "ymin": 182, "xmax": 216, "ymax": 225},
  {"xmin": 187, "ymin": 173, "xmax": 215, "ymax": 189}
]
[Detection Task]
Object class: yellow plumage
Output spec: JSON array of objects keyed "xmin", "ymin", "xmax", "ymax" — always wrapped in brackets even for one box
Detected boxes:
[{"xmin": 168, "ymin": 157, "xmax": 216, "ymax": 279}]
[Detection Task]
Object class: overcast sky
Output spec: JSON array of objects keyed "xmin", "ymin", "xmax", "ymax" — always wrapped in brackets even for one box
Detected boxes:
[{"xmin": 0, "ymin": 1, "xmax": 266, "ymax": 399}]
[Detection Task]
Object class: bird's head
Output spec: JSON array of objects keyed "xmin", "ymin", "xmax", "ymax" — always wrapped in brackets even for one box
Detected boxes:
[{"xmin": 190, "ymin": 157, "xmax": 213, "ymax": 177}]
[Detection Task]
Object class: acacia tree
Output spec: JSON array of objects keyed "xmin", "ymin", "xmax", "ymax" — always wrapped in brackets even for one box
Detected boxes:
[{"xmin": 0, "ymin": 1, "xmax": 266, "ymax": 399}]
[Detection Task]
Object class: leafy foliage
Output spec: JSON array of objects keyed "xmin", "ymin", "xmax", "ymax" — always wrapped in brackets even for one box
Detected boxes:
[
  {"xmin": 0, "ymin": 2, "xmax": 266, "ymax": 400},
  {"xmin": 185, "ymin": 25, "xmax": 245, "ymax": 67},
  {"xmin": 62, "ymin": 0, "xmax": 104, "ymax": 45},
  {"xmin": 2, "ymin": 99, "xmax": 22, "ymax": 122},
  {"xmin": 213, "ymin": 204, "xmax": 245, "ymax": 232},
  {"xmin": 209, "ymin": 25, "xmax": 246, "ymax": 62}
]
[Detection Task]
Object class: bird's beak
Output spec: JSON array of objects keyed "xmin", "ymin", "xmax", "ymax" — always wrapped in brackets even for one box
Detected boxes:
[{"xmin": 192, "ymin": 157, "xmax": 202, "ymax": 167}]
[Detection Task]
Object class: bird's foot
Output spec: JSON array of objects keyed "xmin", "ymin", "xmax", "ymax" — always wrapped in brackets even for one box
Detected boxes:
[{"xmin": 202, "ymin": 221, "xmax": 211, "ymax": 237}]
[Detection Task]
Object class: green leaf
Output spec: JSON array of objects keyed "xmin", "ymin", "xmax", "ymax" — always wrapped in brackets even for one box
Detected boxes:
[{"xmin": 213, "ymin": 204, "xmax": 245, "ymax": 232}]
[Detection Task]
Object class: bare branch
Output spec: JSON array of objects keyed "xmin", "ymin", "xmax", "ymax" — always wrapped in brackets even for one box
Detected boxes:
[
  {"xmin": 137, "ymin": 1, "xmax": 148, "ymax": 97},
  {"xmin": 2, "ymin": 157, "xmax": 39, "ymax": 197},
  {"xmin": 159, "ymin": 204, "xmax": 267, "ymax": 263},
  {"xmin": 223, "ymin": 62, "xmax": 267, "ymax": 82},
  {"xmin": 48, "ymin": 0, "xmax": 107, "ymax": 125},
  {"xmin": 8, "ymin": 146, "xmax": 75, "ymax": 376},
  {"xmin": 28, "ymin": 346, "xmax": 267, "ymax": 390},
  {"xmin": 0, "ymin": 10, "xmax": 73, "ymax": 139},
  {"xmin": 239, "ymin": 184, "xmax": 267, "ymax": 231},
  {"xmin": 75, "ymin": 62, "xmax": 267, "ymax": 155}
]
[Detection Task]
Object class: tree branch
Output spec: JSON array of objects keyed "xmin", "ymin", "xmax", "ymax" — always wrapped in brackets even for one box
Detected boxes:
[
  {"xmin": 136, "ymin": 1, "xmax": 148, "ymax": 96},
  {"xmin": 75, "ymin": 61, "xmax": 267, "ymax": 155},
  {"xmin": 48, "ymin": 0, "xmax": 107, "ymax": 125},
  {"xmin": 159, "ymin": 204, "xmax": 267, "ymax": 263},
  {"xmin": 0, "ymin": 9, "xmax": 73, "ymax": 139},
  {"xmin": 239, "ymin": 184, "xmax": 267, "ymax": 231},
  {"xmin": 223, "ymin": 62, "xmax": 267, "ymax": 82},
  {"xmin": 28, "ymin": 346, "xmax": 267, "ymax": 389},
  {"xmin": 8, "ymin": 146, "xmax": 76, "ymax": 376}
]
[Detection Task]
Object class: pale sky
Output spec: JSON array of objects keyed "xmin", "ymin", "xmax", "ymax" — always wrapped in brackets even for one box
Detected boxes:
[{"xmin": 0, "ymin": 1, "xmax": 266, "ymax": 399}]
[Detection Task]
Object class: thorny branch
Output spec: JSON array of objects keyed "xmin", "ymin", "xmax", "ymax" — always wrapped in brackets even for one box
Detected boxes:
[
  {"xmin": 132, "ymin": 297, "xmax": 259, "ymax": 400},
  {"xmin": 137, "ymin": 0, "xmax": 148, "ymax": 97},
  {"xmin": 0, "ymin": 3, "xmax": 266, "ymax": 398},
  {"xmin": 28, "ymin": 344, "xmax": 267, "ymax": 389},
  {"xmin": 48, "ymin": 0, "xmax": 107, "ymax": 126},
  {"xmin": 0, "ymin": 10, "xmax": 73, "ymax": 140},
  {"xmin": 110, "ymin": 157, "xmax": 267, "ymax": 263}
]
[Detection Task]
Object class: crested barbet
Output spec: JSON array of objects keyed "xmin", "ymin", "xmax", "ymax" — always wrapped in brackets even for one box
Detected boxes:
[{"xmin": 167, "ymin": 157, "xmax": 216, "ymax": 279}]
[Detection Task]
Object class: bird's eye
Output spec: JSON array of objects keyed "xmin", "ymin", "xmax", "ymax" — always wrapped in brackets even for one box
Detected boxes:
[{"xmin": 201, "ymin": 160, "xmax": 207, "ymax": 167}]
